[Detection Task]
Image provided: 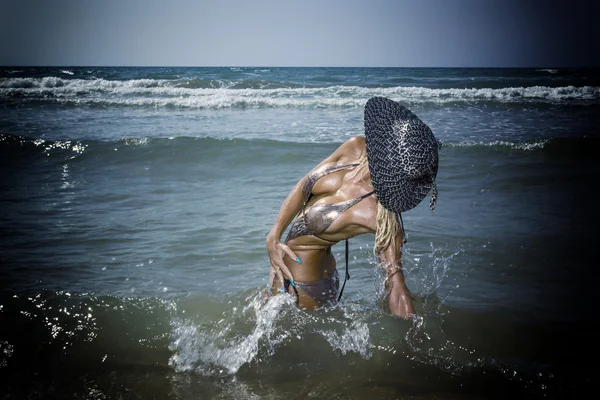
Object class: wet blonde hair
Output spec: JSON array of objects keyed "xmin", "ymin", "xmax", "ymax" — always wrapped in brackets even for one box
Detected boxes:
[{"xmin": 350, "ymin": 155, "xmax": 399, "ymax": 254}]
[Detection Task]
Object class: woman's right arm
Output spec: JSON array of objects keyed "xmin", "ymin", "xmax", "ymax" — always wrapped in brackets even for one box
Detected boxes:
[
  {"xmin": 265, "ymin": 175, "xmax": 307, "ymax": 287},
  {"xmin": 266, "ymin": 136, "xmax": 364, "ymax": 289}
]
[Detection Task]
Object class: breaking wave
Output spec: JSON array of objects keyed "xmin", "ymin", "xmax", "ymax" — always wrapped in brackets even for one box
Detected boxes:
[{"xmin": 1, "ymin": 76, "xmax": 598, "ymax": 109}]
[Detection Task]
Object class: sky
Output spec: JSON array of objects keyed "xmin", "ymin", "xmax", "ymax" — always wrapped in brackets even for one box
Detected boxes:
[{"xmin": 0, "ymin": 0, "xmax": 599, "ymax": 67}]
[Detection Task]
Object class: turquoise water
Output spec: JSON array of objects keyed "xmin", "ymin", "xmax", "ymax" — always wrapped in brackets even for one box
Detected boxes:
[{"xmin": 1, "ymin": 67, "xmax": 599, "ymax": 399}]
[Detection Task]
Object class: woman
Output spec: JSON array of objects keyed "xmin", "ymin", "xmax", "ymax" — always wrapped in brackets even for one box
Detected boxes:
[{"xmin": 266, "ymin": 97, "xmax": 439, "ymax": 318}]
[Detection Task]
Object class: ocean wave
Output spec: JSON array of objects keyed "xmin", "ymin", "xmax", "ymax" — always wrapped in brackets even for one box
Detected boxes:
[
  {"xmin": 441, "ymin": 137, "xmax": 600, "ymax": 157},
  {"xmin": 0, "ymin": 289, "xmax": 582, "ymax": 398},
  {"xmin": 3, "ymin": 132, "xmax": 596, "ymax": 157},
  {"xmin": 536, "ymin": 69, "xmax": 559, "ymax": 74},
  {"xmin": 443, "ymin": 139, "xmax": 550, "ymax": 151},
  {"xmin": 0, "ymin": 76, "xmax": 301, "ymax": 91},
  {"xmin": 0, "ymin": 133, "xmax": 88, "ymax": 159},
  {"xmin": 1, "ymin": 77, "xmax": 598, "ymax": 108}
]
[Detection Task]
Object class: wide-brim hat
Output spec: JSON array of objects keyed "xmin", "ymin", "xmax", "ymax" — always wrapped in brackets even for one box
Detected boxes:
[{"xmin": 364, "ymin": 97, "xmax": 439, "ymax": 214}]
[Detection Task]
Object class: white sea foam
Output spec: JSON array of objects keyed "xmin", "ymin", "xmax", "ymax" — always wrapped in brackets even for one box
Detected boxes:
[
  {"xmin": 32, "ymin": 138, "xmax": 88, "ymax": 157},
  {"xmin": 167, "ymin": 289, "xmax": 381, "ymax": 375},
  {"xmin": 1, "ymin": 77, "xmax": 598, "ymax": 108},
  {"xmin": 537, "ymin": 69, "xmax": 559, "ymax": 74},
  {"xmin": 446, "ymin": 139, "xmax": 550, "ymax": 151},
  {"xmin": 168, "ymin": 293, "xmax": 296, "ymax": 375}
]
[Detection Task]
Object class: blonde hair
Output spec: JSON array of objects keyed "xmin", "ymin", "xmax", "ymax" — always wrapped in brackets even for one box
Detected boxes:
[
  {"xmin": 350, "ymin": 155, "xmax": 399, "ymax": 254},
  {"xmin": 375, "ymin": 202, "xmax": 399, "ymax": 254}
]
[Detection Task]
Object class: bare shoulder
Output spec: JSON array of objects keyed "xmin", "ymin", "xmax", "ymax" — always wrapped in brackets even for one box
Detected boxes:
[
  {"xmin": 345, "ymin": 135, "xmax": 366, "ymax": 149},
  {"xmin": 337, "ymin": 136, "xmax": 366, "ymax": 162},
  {"xmin": 320, "ymin": 136, "xmax": 366, "ymax": 166}
]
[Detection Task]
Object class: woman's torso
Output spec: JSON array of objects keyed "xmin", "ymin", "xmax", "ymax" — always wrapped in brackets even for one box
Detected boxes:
[{"xmin": 283, "ymin": 158, "xmax": 377, "ymax": 283}]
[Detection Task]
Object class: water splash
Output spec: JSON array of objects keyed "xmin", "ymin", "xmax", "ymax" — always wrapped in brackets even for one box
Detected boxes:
[
  {"xmin": 374, "ymin": 242, "xmax": 483, "ymax": 374},
  {"xmin": 168, "ymin": 292, "xmax": 296, "ymax": 375},
  {"xmin": 404, "ymin": 312, "xmax": 484, "ymax": 375},
  {"xmin": 374, "ymin": 242, "xmax": 463, "ymax": 300},
  {"xmin": 168, "ymin": 243, "xmax": 468, "ymax": 376},
  {"xmin": 0, "ymin": 341, "xmax": 14, "ymax": 368},
  {"xmin": 167, "ymin": 287, "xmax": 387, "ymax": 376},
  {"xmin": 319, "ymin": 319, "xmax": 371, "ymax": 358}
]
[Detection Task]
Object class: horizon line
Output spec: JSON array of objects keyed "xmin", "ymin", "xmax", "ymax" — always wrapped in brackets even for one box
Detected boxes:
[{"xmin": 2, "ymin": 64, "xmax": 598, "ymax": 69}]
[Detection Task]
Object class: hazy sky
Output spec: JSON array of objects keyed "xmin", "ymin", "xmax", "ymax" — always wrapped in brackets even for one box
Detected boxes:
[{"xmin": 1, "ymin": 0, "xmax": 599, "ymax": 67}]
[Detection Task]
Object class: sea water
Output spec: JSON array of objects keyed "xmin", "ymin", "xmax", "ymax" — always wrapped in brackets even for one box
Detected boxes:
[{"xmin": 1, "ymin": 67, "xmax": 599, "ymax": 399}]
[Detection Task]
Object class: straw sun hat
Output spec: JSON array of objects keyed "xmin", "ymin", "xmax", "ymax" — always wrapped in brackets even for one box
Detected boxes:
[{"xmin": 364, "ymin": 96, "xmax": 439, "ymax": 214}]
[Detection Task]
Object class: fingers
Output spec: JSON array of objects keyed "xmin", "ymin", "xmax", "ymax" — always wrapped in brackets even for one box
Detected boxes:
[
  {"xmin": 270, "ymin": 258, "xmax": 287, "ymax": 280},
  {"xmin": 275, "ymin": 267, "xmax": 285, "ymax": 288},
  {"xmin": 274, "ymin": 244, "xmax": 299, "ymax": 278},
  {"xmin": 280, "ymin": 244, "xmax": 302, "ymax": 265},
  {"xmin": 266, "ymin": 242, "xmax": 302, "ymax": 295},
  {"xmin": 268, "ymin": 262, "xmax": 293, "ymax": 295},
  {"xmin": 268, "ymin": 263, "xmax": 277, "ymax": 290},
  {"xmin": 278, "ymin": 263, "xmax": 294, "ymax": 284}
]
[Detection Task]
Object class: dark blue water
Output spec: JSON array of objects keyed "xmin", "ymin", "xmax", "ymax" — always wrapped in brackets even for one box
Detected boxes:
[{"xmin": 1, "ymin": 67, "xmax": 599, "ymax": 399}]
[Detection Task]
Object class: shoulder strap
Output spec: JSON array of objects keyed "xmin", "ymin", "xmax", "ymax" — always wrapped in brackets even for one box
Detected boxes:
[{"xmin": 337, "ymin": 239, "xmax": 350, "ymax": 301}]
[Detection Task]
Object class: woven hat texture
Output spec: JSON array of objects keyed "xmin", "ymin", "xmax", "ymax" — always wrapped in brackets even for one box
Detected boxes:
[{"xmin": 364, "ymin": 97, "xmax": 439, "ymax": 213}]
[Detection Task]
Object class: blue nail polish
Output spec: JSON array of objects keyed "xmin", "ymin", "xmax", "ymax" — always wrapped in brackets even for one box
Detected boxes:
[
  {"xmin": 290, "ymin": 279, "xmax": 296, "ymax": 288},
  {"xmin": 296, "ymin": 257, "xmax": 302, "ymax": 264}
]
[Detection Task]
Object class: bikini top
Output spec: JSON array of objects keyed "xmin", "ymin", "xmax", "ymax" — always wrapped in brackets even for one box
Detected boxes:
[{"xmin": 285, "ymin": 163, "xmax": 375, "ymax": 243}]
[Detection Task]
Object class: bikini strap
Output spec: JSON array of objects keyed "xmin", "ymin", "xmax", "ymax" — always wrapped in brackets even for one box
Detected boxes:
[
  {"xmin": 337, "ymin": 207, "xmax": 404, "ymax": 302},
  {"xmin": 302, "ymin": 163, "xmax": 360, "ymax": 202},
  {"xmin": 398, "ymin": 212, "xmax": 408, "ymax": 244},
  {"xmin": 335, "ymin": 191, "xmax": 375, "ymax": 301},
  {"xmin": 337, "ymin": 239, "xmax": 350, "ymax": 301},
  {"xmin": 283, "ymin": 279, "xmax": 300, "ymax": 305}
]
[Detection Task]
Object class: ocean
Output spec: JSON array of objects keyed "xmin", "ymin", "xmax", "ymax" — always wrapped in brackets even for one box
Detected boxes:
[{"xmin": 1, "ymin": 66, "xmax": 599, "ymax": 399}]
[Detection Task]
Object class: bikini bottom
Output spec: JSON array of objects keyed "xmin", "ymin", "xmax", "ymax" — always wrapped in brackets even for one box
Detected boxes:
[{"xmin": 284, "ymin": 269, "xmax": 339, "ymax": 306}]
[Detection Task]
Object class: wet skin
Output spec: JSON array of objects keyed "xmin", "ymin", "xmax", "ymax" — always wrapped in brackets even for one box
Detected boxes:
[{"xmin": 266, "ymin": 136, "xmax": 415, "ymax": 317}]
